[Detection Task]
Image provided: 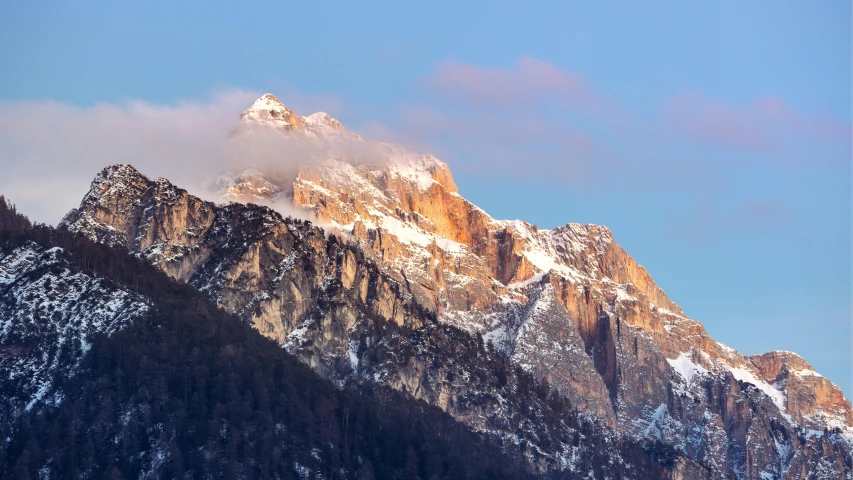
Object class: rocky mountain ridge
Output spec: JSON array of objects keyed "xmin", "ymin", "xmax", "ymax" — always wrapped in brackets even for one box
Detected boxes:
[
  {"xmin": 57, "ymin": 93, "xmax": 853, "ymax": 479},
  {"xmin": 218, "ymin": 94, "xmax": 853, "ymax": 434},
  {"xmin": 0, "ymin": 204, "xmax": 544, "ymax": 479},
  {"xmin": 56, "ymin": 165, "xmax": 711, "ymax": 477}
]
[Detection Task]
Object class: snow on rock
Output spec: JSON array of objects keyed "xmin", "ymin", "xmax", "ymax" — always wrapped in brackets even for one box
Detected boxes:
[
  {"xmin": 0, "ymin": 243, "xmax": 149, "ymax": 418},
  {"xmin": 239, "ymin": 93, "xmax": 302, "ymax": 130},
  {"xmin": 234, "ymin": 93, "xmax": 361, "ymax": 144},
  {"xmin": 614, "ymin": 284, "xmax": 638, "ymax": 303},
  {"xmin": 667, "ymin": 351, "xmax": 709, "ymax": 385},
  {"xmin": 792, "ymin": 368, "xmax": 824, "ymax": 379},
  {"xmin": 303, "ymin": 111, "xmax": 346, "ymax": 134},
  {"xmin": 723, "ymin": 364, "xmax": 790, "ymax": 419}
]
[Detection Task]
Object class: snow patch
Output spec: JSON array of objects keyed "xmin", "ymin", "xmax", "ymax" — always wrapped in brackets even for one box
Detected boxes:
[
  {"xmin": 723, "ymin": 364, "xmax": 789, "ymax": 420},
  {"xmin": 667, "ymin": 351, "xmax": 708, "ymax": 384}
]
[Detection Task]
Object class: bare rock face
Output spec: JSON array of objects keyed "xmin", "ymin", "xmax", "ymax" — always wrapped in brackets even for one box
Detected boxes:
[
  {"xmin": 751, "ymin": 351, "xmax": 853, "ymax": 431},
  {"xmin": 62, "ymin": 94, "xmax": 853, "ymax": 479},
  {"xmin": 63, "ymin": 165, "xmax": 218, "ymax": 281},
  {"xmin": 61, "ymin": 164, "xmax": 721, "ymax": 477}
]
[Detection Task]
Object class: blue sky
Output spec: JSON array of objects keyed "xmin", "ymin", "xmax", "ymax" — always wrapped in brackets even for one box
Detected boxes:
[{"xmin": 1, "ymin": 1, "xmax": 851, "ymax": 394}]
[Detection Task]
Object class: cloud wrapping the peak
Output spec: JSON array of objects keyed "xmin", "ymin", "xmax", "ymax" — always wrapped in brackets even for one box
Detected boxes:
[
  {"xmin": 0, "ymin": 87, "xmax": 414, "ymax": 225},
  {"xmin": 0, "ymin": 89, "xmax": 350, "ymax": 224},
  {"xmin": 0, "ymin": 89, "xmax": 268, "ymax": 224}
]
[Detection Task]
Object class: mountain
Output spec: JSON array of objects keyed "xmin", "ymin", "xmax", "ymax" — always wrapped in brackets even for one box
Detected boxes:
[
  {"xmin": 54, "ymin": 165, "xmax": 705, "ymax": 478},
  {"xmin": 0, "ymin": 199, "xmax": 149, "ymax": 426},
  {"xmin": 0, "ymin": 240, "xmax": 148, "ymax": 422},
  {"xmin": 0, "ymin": 196, "xmax": 540, "ymax": 479},
  {"xmin": 57, "ymin": 94, "xmax": 853, "ymax": 479}
]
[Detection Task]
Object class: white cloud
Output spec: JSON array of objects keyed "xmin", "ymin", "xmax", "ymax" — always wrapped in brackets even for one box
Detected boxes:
[
  {"xmin": 0, "ymin": 89, "xmax": 265, "ymax": 224},
  {"xmin": 0, "ymin": 88, "xmax": 411, "ymax": 225}
]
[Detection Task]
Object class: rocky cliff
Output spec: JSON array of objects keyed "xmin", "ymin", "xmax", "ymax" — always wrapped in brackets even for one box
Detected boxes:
[
  {"xmin": 59, "ymin": 94, "xmax": 853, "ymax": 479},
  {"xmin": 59, "ymin": 164, "xmax": 707, "ymax": 476},
  {"xmin": 0, "ymin": 207, "xmax": 544, "ymax": 480}
]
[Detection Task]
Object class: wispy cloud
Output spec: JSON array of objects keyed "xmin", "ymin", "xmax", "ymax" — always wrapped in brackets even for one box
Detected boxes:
[
  {"xmin": 358, "ymin": 58, "xmax": 851, "ymax": 230},
  {"xmin": 360, "ymin": 57, "xmax": 850, "ymax": 247},
  {"xmin": 2, "ymin": 59, "xmax": 847, "ymax": 245},
  {"xmin": 0, "ymin": 88, "xmax": 351, "ymax": 224},
  {"xmin": 424, "ymin": 57, "xmax": 600, "ymax": 110},
  {"xmin": 356, "ymin": 57, "xmax": 627, "ymax": 187},
  {"xmin": 362, "ymin": 103, "xmax": 615, "ymax": 186},
  {"xmin": 0, "ymin": 89, "xmax": 260, "ymax": 223},
  {"xmin": 665, "ymin": 93, "xmax": 851, "ymax": 157},
  {"xmin": 664, "ymin": 198, "xmax": 796, "ymax": 246}
]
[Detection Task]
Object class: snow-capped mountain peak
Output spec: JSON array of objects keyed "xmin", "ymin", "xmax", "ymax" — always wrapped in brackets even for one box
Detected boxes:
[
  {"xmin": 236, "ymin": 94, "xmax": 353, "ymax": 141},
  {"xmin": 304, "ymin": 111, "xmax": 347, "ymax": 133},
  {"xmin": 55, "ymin": 93, "xmax": 853, "ymax": 477},
  {"xmin": 239, "ymin": 93, "xmax": 305, "ymax": 131}
]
